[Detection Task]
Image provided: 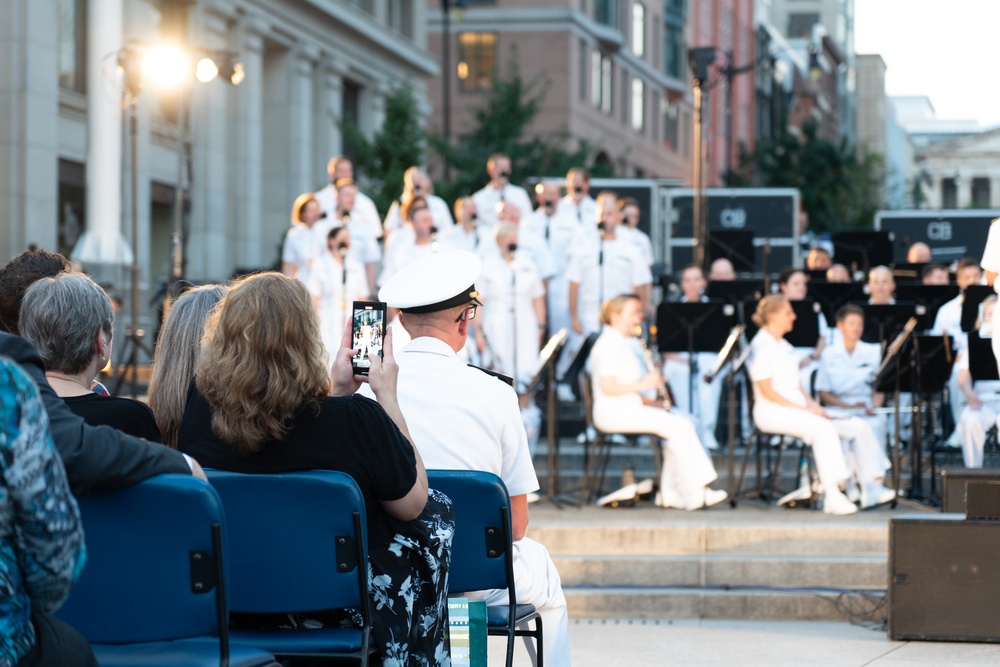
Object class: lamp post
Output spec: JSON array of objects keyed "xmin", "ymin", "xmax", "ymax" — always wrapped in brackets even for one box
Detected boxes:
[
  {"xmin": 441, "ymin": 0, "xmax": 466, "ymax": 180},
  {"xmin": 688, "ymin": 46, "xmax": 717, "ymax": 271},
  {"xmin": 112, "ymin": 43, "xmax": 243, "ymax": 397}
]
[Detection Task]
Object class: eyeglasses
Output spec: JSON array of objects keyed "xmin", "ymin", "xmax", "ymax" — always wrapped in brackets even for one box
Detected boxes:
[{"xmin": 455, "ymin": 305, "xmax": 478, "ymax": 323}]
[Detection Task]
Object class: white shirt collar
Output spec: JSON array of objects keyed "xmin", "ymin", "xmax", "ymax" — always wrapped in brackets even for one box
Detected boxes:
[{"xmin": 399, "ymin": 335, "xmax": 458, "ymax": 358}]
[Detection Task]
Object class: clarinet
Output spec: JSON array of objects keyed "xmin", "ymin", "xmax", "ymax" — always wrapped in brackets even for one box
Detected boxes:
[{"xmin": 636, "ymin": 325, "xmax": 673, "ymax": 412}]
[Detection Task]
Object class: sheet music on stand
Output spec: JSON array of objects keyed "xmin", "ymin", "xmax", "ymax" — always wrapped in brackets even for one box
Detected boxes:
[
  {"xmin": 529, "ymin": 328, "xmax": 568, "ymax": 391},
  {"xmin": 708, "ymin": 324, "xmax": 747, "ymax": 381},
  {"xmin": 873, "ymin": 317, "xmax": 919, "ymax": 390}
]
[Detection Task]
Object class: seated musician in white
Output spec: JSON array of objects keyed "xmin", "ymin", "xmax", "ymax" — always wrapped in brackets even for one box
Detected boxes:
[
  {"xmin": 748, "ymin": 294, "xmax": 894, "ymax": 514},
  {"xmin": 815, "ymin": 304, "xmax": 892, "ymax": 496},
  {"xmin": 587, "ymin": 293, "xmax": 727, "ymax": 510},
  {"xmin": 956, "ymin": 296, "xmax": 1000, "ymax": 468}
]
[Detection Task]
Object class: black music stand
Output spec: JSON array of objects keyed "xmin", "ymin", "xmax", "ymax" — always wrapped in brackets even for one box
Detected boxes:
[
  {"xmin": 890, "ymin": 262, "xmax": 929, "ymax": 284},
  {"xmin": 858, "ymin": 303, "xmax": 917, "ymax": 346},
  {"xmin": 875, "ymin": 330, "xmax": 956, "ymax": 505},
  {"xmin": 708, "ymin": 230, "xmax": 756, "ymax": 273},
  {"xmin": 968, "ymin": 332, "xmax": 999, "ymax": 382},
  {"xmin": 808, "ymin": 282, "xmax": 865, "ymax": 327},
  {"xmin": 894, "ymin": 284, "xmax": 961, "ymax": 331},
  {"xmin": 559, "ymin": 332, "xmax": 599, "ymax": 401},
  {"xmin": 657, "ymin": 302, "xmax": 736, "ymax": 420},
  {"xmin": 960, "ymin": 285, "xmax": 995, "ymax": 332},
  {"xmin": 784, "ymin": 300, "xmax": 822, "ymax": 348},
  {"xmin": 529, "ymin": 329, "xmax": 570, "ymax": 507},
  {"xmin": 832, "ymin": 231, "xmax": 893, "ymax": 273},
  {"xmin": 804, "ymin": 269, "xmax": 828, "ymax": 282},
  {"xmin": 706, "ymin": 279, "xmax": 765, "ymax": 304},
  {"xmin": 707, "ymin": 325, "xmax": 748, "ymax": 507}
]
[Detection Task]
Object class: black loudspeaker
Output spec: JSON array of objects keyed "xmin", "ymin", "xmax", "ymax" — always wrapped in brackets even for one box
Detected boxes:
[
  {"xmin": 889, "ymin": 514, "xmax": 1000, "ymax": 642},
  {"xmin": 940, "ymin": 468, "xmax": 1000, "ymax": 513}
]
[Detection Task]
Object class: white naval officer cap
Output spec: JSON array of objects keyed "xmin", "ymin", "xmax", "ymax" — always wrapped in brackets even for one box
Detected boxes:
[{"xmin": 378, "ymin": 248, "xmax": 484, "ymax": 314}]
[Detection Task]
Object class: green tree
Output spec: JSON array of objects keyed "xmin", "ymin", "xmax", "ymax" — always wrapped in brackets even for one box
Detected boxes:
[
  {"xmin": 340, "ymin": 84, "xmax": 425, "ymax": 215},
  {"xmin": 729, "ymin": 120, "xmax": 886, "ymax": 232},
  {"xmin": 430, "ymin": 50, "xmax": 617, "ymax": 205}
]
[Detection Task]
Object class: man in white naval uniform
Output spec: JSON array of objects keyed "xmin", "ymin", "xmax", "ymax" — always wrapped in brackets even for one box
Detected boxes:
[
  {"xmin": 560, "ymin": 167, "xmax": 596, "ymax": 228},
  {"xmin": 471, "ymin": 153, "xmax": 534, "ymax": 229},
  {"xmin": 314, "ymin": 155, "xmax": 383, "ymax": 240},
  {"xmin": 931, "ymin": 257, "xmax": 983, "ymax": 441},
  {"xmin": 522, "ymin": 181, "xmax": 580, "ymax": 339},
  {"xmin": 567, "ymin": 191, "xmax": 652, "ymax": 337},
  {"xmin": 378, "ymin": 249, "xmax": 572, "ymax": 667}
]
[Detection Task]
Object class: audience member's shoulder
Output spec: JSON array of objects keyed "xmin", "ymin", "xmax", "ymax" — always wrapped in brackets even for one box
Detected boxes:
[{"xmin": 0, "ymin": 331, "xmax": 39, "ymax": 359}]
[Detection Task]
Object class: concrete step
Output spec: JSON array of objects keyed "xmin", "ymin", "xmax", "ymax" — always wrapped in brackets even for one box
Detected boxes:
[
  {"xmin": 553, "ymin": 554, "xmax": 886, "ymax": 589},
  {"xmin": 528, "ymin": 523, "xmax": 887, "ymax": 557},
  {"xmin": 564, "ymin": 587, "xmax": 876, "ymax": 621}
]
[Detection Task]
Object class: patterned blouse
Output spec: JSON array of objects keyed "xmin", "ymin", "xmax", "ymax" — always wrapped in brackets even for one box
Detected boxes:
[{"xmin": 0, "ymin": 357, "xmax": 86, "ymax": 667}]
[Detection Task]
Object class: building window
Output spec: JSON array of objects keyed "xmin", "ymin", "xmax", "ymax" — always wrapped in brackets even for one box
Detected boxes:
[
  {"xmin": 664, "ymin": 102, "xmax": 678, "ymax": 150},
  {"xmin": 972, "ymin": 178, "xmax": 991, "ymax": 208},
  {"xmin": 632, "ymin": 3, "xmax": 645, "ymax": 57},
  {"xmin": 58, "ymin": 159, "xmax": 85, "ymax": 258},
  {"xmin": 631, "ymin": 78, "xmax": 644, "ymax": 132},
  {"xmin": 387, "ymin": 0, "xmax": 413, "ymax": 38},
  {"xmin": 941, "ymin": 178, "xmax": 957, "ymax": 209},
  {"xmin": 664, "ymin": 0, "xmax": 685, "ymax": 79},
  {"xmin": 342, "ymin": 79, "xmax": 362, "ymax": 162},
  {"xmin": 457, "ymin": 32, "xmax": 498, "ymax": 91},
  {"xmin": 58, "ymin": 0, "xmax": 86, "ymax": 92},
  {"xmin": 591, "ymin": 51, "xmax": 613, "ymax": 113},
  {"xmin": 787, "ymin": 13, "xmax": 820, "ymax": 38},
  {"xmin": 579, "ymin": 39, "xmax": 588, "ymax": 101},
  {"xmin": 594, "ymin": 0, "xmax": 621, "ymax": 29}
]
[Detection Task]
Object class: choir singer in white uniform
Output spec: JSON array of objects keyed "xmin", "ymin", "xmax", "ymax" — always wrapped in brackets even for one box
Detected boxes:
[
  {"xmin": 980, "ymin": 217, "xmax": 1000, "ymax": 364},
  {"xmin": 377, "ymin": 249, "xmax": 572, "ymax": 667},
  {"xmin": 307, "ymin": 226, "xmax": 369, "ymax": 360},
  {"xmin": 588, "ymin": 294, "xmax": 728, "ymax": 511},
  {"xmin": 747, "ymin": 294, "xmax": 894, "ymax": 514}
]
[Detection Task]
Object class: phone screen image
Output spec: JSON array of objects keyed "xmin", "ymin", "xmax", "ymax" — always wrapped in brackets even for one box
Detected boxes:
[{"xmin": 351, "ymin": 301, "xmax": 386, "ymax": 374}]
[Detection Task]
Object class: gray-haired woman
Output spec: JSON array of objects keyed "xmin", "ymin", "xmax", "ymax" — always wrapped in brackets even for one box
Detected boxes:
[
  {"xmin": 19, "ymin": 272, "xmax": 160, "ymax": 441},
  {"xmin": 148, "ymin": 284, "xmax": 227, "ymax": 447}
]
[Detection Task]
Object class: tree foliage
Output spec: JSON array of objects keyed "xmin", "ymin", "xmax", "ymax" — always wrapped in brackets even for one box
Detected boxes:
[
  {"xmin": 340, "ymin": 84, "xmax": 425, "ymax": 215},
  {"xmin": 429, "ymin": 51, "xmax": 617, "ymax": 205},
  {"xmin": 727, "ymin": 120, "xmax": 886, "ymax": 233}
]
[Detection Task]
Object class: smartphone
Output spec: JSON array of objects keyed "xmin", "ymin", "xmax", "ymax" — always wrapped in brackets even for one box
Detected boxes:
[{"xmin": 351, "ymin": 301, "xmax": 387, "ymax": 375}]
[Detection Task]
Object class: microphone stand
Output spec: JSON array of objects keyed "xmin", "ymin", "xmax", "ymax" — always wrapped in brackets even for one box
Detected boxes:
[
  {"xmin": 509, "ymin": 243, "xmax": 519, "ymax": 393},
  {"xmin": 338, "ymin": 241, "xmax": 349, "ymax": 335},
  {"xmin": 430, "ymin": 226, "xmax": 440, "ymax": 252},
  {"xmin": 598, "ymin": 221, "xmax": 606, "ymax": 305}
]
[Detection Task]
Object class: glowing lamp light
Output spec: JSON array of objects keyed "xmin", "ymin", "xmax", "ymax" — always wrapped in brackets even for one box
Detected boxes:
[
  {"xmin": 140, "ymin": 43, "xmax": 192, "ymax": 90},
  {"xmin": 195, "ymin": 57, "xmax": 219, "ymax": 83}
]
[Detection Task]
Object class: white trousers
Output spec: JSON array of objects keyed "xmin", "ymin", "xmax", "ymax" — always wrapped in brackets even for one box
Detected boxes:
[
  {"xmin": 958, "ymin": 404, "xmax": 999, "ymax": 468},
  {"xmin": 467, "ymin": 537, "xmax": 571, "ymax": 667},
  {"xmin": 753, "ymin": 404, "xmax": 888, "ymax": 490},
  {"xmin": 594, "ymin": 405, "xmax": 718, "ymax": 504},
  {"xmin": 664, "ymin": 354, "xmax": 724, "ymax": 449}
]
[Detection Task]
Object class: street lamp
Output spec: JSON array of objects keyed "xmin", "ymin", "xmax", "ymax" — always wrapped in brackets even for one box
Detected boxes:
[
  {"xmin": 441, "ymin": 0, "xmax": 467, "ymax": 180},
  {"xmin": 688, "ymin": 46, "xmax": 717, "ymax": 271},
  {"xmin": 112, "ymin": 42, "xmax": 243, "ymax": 396}
]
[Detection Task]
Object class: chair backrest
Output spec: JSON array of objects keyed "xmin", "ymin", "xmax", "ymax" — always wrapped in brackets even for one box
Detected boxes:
[
  {"xmin": 206, "ymin": 470, "xmax": 369, "ymax": 614},
  {"xmin": 57, "ymin": 474, "xmax": 227, "ymax": 644},
  {"xmin": 426, "ymin": 469, "xmax": 512, "ymax": 594}
]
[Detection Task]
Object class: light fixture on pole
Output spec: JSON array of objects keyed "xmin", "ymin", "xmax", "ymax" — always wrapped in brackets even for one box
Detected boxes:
[
  {"xmin": 111, "ymin": 42, "xmax": 243, "ymax": 397},
  {"xmin": 441, "ymin": 0, "xmax": 467, "ymax": 180},
  {"xmin": 688, "ymin": 46, "xmax": 717, "ymax": 271}
]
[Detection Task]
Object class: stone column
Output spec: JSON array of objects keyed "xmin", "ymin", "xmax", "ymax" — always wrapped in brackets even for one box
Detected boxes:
[
  {"xmin": 956, "ymin": 174, "xmax": 971, "ymax": 209},
  {"xmin": 314, "ymin": 59, "xmax": 345, "ymax": 181},
  {"xmin": 293, "ymin": 46, "xmax": 319, "ymax": 194},
  {"xmin": 233, "ymin": 15, "xmax": 267, "ymax": 269},
  {"xmin": 0, "ymin": 0, "xmax": 60, "ymax": 259},
  {"xmin": 186, "ymin": 7, "xmax": 232, "ymax": 281},
  {"xmin": 72, "ymin": 0, "xmax": 133, "ymax": 266}
]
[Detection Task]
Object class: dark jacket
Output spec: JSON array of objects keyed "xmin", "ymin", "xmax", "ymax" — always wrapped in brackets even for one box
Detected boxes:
[{"xmin": 0, "ymin": 333, "xmax": 191, "ymax": 494}]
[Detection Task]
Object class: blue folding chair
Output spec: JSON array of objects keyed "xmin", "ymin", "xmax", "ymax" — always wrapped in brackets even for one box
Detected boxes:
[
  {"xmin": 427, "ymin": 469, "xmax": 543, "ymax": 667},
  {"xmin": 207, "ymin": 470, "xmax": 374, "ymax": 665},
  {"xmin": 56, "ymin": 474, "xmax": 277, "ymax": 667}
]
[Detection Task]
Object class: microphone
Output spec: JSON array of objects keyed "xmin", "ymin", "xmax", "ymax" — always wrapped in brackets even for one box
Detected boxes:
[
  {"xmin": 507, "ymin": 243, "xmax": 518, "ymax": 255},
  {"xmin": 544, "ymin": 201, "xmax": 554, "ymax": 215},
  {"xmin": 319, "ymin": 211, "xmax": 328, "ymax": 219},
  {"xmin": 413, "ymin": 184, "xmax": 422, "ymax": 195},
  {"xmin": 338, "ymin": 241, "xmax": 349, "ymax": 259},
  {"xmin": 340, "ymin": 211, "xmax": 351, "ymax": 224},
  {"xmin": 597, "ymin": 221, "xmax": 607, "ymax": 238},
  {"xmin": 574, "ymin": 186, "xmax": 583, "ymax": 195},
  {"xmin": 470, "ymin": 212, "xmax": 478, "ymax": 221},
  {"xmin": 430, "ymin": 226, "xmax": 439, "ymax": 240}
]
